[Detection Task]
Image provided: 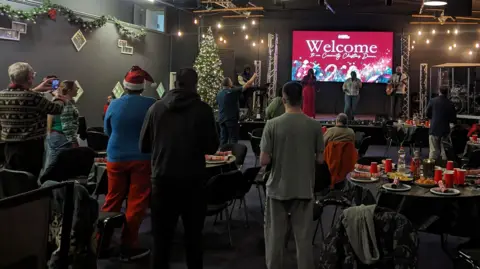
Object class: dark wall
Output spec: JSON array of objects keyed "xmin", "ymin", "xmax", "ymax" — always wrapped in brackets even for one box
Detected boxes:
[
  {"xmin": 199, "ymin": 11, "xmax": 480, "ymax": 116},
  {"xmin": 0, "ymin": 15, "xmax": 170, "ymax": 127},
  {"xmin": 50, "ymin": 0, "xmax": 134, "ymax": 23}
]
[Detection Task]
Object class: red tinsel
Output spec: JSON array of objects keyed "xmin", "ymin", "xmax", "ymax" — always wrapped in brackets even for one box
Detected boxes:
[{"xmin": 48, "ymin": 8, "xmax": 57, "ymax": 21}]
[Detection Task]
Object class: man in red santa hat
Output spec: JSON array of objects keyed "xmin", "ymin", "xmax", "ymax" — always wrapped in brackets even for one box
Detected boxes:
[{"xmin": 101, "ymin": 66, "xmax": 157, "ymax": 261}]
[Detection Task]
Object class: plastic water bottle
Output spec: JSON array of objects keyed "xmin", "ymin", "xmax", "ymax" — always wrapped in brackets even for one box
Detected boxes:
[{"xmin": 397, "ymin": 147, "xmax": 406, "ymax": 174}]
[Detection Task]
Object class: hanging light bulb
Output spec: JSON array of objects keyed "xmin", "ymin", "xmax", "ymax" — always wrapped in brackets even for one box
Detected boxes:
[
  {"xmin": 449, "ymin": 46, "xmax": 452, "ymax": 50},
  {"xmin": 418, "ymin": 30, "xmax": 422, "ymax": 36},
  {"xmin": 447, "ymin": 29, "xmax": 451, "ymax": 34},
  {"xmin": 245, "ymin": 34, "xmax": 249, "ymax": 40},
  {"xmin": 223, "ymin": 39, "xmax": 227, "ymax": 44},
  {"xmin": 432, "ymin": 29, "xmax": 436, "ymax": 34},
  {"xmin": 476, "ymin": 43, "xmax": 479, "ymax": 48},
  {"xmin": 469, "ymin": 50, "xmax": 473, "ymax": 55},
  {"xmin": 194, "ymin": 18, "xmax": 198, "ymax": 24},
  {"xmin": 217, "ymin": 22, "xmax": 222, "ymax": 29},
  {"xmin": 413, "ymin": 40, "xmax": 416, "ymax": 44},
  {"xmin": 242, "ymin": 24, "xmax": 246, "ymax": 30},
  {"xmin": 252, "ymin": 42, "xmax": 256, "ymax": 47},
  {"xmin": 426, "ymin": 39, "xmax": 430, "ymax": 44},
  {"xmin": 454, "ymin": 29, "xmax": 459, "ymax": 35},
  {"xmin": 453, "ymin": 43, "xmax": 457, "ymax": 48},
  {"xmin": 261, "ymin": 39, "xmax": 264, "ymax": 44},
  {"xmin": 411, "ymin": 45, "xmax": 415, "ymax": 49},
  {"xmin": 177, "ymin": 31, "xmax": 182, "ymax": 37},
  {"xmin": 202, "ymin": 34, "xmax": 205, "ymax": 38},
  {"xmin": 219, "ymin": 36, "xmax": 223, "ymax": 41},
  {"xmin": 251, "ymin": 20, "xmax": 256, "ymax": 25}
]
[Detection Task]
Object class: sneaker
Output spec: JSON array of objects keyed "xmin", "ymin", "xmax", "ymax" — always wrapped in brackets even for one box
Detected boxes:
[{"xmin": 120, "ymin": 247, "xmax": 150, "ymax": 262}]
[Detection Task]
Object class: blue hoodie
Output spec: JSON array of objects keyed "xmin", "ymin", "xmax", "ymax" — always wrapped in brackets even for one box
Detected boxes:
[{"xmin": 104, "ymin": 94, "xmax": 156, "ymax": 162}]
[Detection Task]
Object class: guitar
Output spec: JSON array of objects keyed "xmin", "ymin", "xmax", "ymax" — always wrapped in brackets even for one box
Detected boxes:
[{"xmin": 386, "ymin": 83, "xmax": 394, "ymax": 96}]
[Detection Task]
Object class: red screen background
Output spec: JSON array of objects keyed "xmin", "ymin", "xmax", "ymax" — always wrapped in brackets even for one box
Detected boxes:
[{"xmin": 292, "ymin": 31, "xmax": 393, "ymax": 83}]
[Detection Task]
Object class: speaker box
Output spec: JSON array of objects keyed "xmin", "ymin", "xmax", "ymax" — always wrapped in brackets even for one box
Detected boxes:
[{"xmin": 444, "ymin": 0, "xmax": 472, "ymax": 17}]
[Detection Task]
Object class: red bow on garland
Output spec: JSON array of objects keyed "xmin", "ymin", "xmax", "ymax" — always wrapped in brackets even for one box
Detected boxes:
[{"xmin": 48, "ymin": 8, "xmax": 57, "ymax": 21}]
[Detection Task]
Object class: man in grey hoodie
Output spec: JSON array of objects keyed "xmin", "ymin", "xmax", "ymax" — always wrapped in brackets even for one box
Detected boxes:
[{"xmin": 139, "ymin": 68, "xmax": 219, "ymax": 269}]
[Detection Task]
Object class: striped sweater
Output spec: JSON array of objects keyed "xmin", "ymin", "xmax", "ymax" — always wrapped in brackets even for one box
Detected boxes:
[{"xmin": 0, "ymin": 88, "xmax": 65, "ymax": 142}]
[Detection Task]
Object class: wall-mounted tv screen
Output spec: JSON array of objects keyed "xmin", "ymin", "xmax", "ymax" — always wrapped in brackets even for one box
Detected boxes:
[{"xmin": 292, "ymin": 31, "xmax": 393, "ymax": 83}]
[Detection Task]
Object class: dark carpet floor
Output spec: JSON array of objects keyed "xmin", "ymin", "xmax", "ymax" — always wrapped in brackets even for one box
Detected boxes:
[{"xmin": 98, "ymin": 144, "xmax": 467, "ymax": 269}]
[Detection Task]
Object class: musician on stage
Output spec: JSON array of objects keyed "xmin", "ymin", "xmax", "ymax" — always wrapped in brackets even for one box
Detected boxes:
[
  {"xmin": 387, "ymin": 66, "xmax": 408, "ymax": 119},
  {"xmin": 238, "ymin": 65, "xmax": 252, "ymax": 86},
  {"xmin": 342, "ymin": 71, "xmax": 362, "ymax": 120}
]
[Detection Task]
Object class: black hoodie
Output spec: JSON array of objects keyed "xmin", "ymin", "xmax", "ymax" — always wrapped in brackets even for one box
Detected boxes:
[{"xmin": 139, "ymin": 89, "xmax": 219, "ymax": 181}]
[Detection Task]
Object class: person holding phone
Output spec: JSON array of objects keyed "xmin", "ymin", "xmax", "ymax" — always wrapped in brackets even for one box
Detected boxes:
[
  {"xmin": 43, "ymin": 80, "xmax": 79, "ymax": 172},
  {"xmin": 0, "ymin": 63, "xmax": 66, "ymax": 178}
]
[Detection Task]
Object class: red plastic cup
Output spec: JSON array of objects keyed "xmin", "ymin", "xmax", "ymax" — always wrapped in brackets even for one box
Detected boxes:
[
  {"xmin": 453, "ymin": 168, "xmax": 459, "ymax": 184},
  {"xmin": 425, "ymin": 121, "xmax": 430, "ymax": 128},
  {"xmin": 370, "ymin": 162, "xmax": 378, "ymax": 175},
  {"xmin": 322, "ymin": 126, "xmax": 327, "ymax": 134},
  {"xmin": 446, "ymin": 161, "xmax": 454, "ymax": 171},
  {"xmin": 473, "ymin": 134, "xmax": 478, "ymax": 142},
  {"xmin": 457, "ymin": 169, "xmax": 466, "ymax": 185},
  {"xmin": 434, "ymin": 169, "xmax": 443, "ymax": 183},
  {"xmin": 444, "ymin": 170, "xmax": 454, "ymax": 188},
  {"xmin": 384, "ymin": 159, "xmax": 393, "ymax": 173}
]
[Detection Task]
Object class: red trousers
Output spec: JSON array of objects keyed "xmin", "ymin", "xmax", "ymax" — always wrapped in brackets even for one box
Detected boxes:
[{"xmin": 101, "ymin": 160, "xmax": 151, "ymax": 247}]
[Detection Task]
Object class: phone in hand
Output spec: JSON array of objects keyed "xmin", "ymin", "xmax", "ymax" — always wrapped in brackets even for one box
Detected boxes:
[{"xmin": 51, "ymin": 79, "xmax": 60, "ymax": 90}]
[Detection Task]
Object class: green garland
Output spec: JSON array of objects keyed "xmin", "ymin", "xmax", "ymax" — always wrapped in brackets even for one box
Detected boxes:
[{"xmin": 0, "ymin": 0, "xmax": 146, "ymax": 39}]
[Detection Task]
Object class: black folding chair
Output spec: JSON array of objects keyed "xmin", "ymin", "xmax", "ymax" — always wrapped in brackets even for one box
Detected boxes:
[
  {"xmin": 86, "ymin": 131, "xmax": 109, "ymax": 152},
  {"xmin": 220, "ymin": 143, "xmax": 248, "ymax": 168},
  {"xmin": 0, "ymin": 182, "xmax": 74, "ymax": 269},
  {"xmin": 464, "ymin": 150, "xmax": 480, "ymax": 169},
  {"xmin": 358, "ymin": 136, "xmax": 372, "ymax": 158},
  {"xmin": 206, "ymin": 170, "xmax": 244, "ymax": 246},
  {"xmin": 249, "ymin": 128, "xmax": 263, "ymax": 166},
  {"xmin": 0, "ymin": 169, "xmax": 37, "ymax": 199},
  {"xmin": 229, "ymin": 167, "xmax": 261, "ymax": 228},
  {"xmin": 357, "ymin": 156, "xmax": 385, "ymax": 165}
]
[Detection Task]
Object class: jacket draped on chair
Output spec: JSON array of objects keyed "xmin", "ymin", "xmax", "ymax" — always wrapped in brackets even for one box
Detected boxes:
[{"xmin": 324, "ymin": 141, "xmax": 358, "ymax": 187}]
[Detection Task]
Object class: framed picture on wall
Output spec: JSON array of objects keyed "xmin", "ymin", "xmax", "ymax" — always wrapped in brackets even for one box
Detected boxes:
[
  {"xmin": 11, "ymin": 21, "xmax": 27, "ymax": 34},
  {"xmin": 118, "ymin": 39, "xmax": 127, "ymax": 48},
  {"xmin": 121, "ymin": 46, "xmax": 134, "ymax": 55},
  {"xmin": 0, "ymin": 28, "xmax": 20, "ymax": 41},
  {"xmin": 156, "ymin": 82, "xmax": 165, "ymax": 99},
  {"xmin": 73, "ymin": 81, "xmax": 84, "ymax": 103},
  {"xmin": 113, "ymin": 82, "xmax": 124, "ymax": 99},
  {"xmin": 169, "ymin": 72, "xmax": 176, "ymax": 90},
  {"xmin": 71, "ymin": 30, "xmax": 87, "ymax": 52}
]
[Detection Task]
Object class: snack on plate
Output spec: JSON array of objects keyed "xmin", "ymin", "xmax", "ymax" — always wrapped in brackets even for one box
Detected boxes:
[
  {"xmin": 387, "ymin": 172, "xmax": 411, "ymax": 181},
  {"xmin": 205, "ymin": 155, "xmax": 227, "ymax": 161},
  {"xmin": 416, "ymin": 177, "xmax": 435, "ymax": 185},
  {"xmin": 466, "ymin": 169, "xmax": 480, "ymax": 175},
  {"xmin": 354, "ymin": 164, "xmax": 371, "ymax": 171},
  {"xmin": 351, "ymin": 172, "xmax": 371, "ymax": 178},
  {"xmin": 438, "ymin": 180, "xmax": 447, "ymax": 193},
  {"xmin": 215, "ymin": 151, "xmax": 232, "ymax": 156}
]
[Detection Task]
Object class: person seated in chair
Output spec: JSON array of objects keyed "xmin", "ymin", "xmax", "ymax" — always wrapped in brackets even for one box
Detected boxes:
[{"xmin": 323, "ymin": 113, "xmax": 355, "ymax": 146}]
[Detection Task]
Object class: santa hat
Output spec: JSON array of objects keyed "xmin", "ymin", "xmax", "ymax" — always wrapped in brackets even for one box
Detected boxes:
[{"xmin": 123, "ymin": 66, "xmax": 157, "ymax": 90}]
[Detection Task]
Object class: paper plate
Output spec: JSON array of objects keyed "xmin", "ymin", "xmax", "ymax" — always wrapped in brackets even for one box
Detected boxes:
[
  {"xmin": 350, "ymin": 177, "xmax": 379, "ymax": 183},
  {"xmin": 414, "ymin": 182, "xmax": 437, "ymax": 188},
  {"xmin": 382, "ymin": 183, "xmax": 411, "ymax": 192},
  {"xmin": 430, "ymin": 188, "xmax": 461, "ymax": 196}
]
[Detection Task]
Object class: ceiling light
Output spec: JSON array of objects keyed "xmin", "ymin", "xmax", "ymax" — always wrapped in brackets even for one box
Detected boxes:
[
  {"xmin": 476, "ymin": 43, "xmax": 479, "ymax": 48},
  {"xmin": 219, "ymin": 36, "xmax": 223, "ymax": 41},
  {"xmin": 148, "ymin": 0, "xmax": 154, "ymax": 2},
  {"xmin": 413, "ymin": 40, "xmax": 416, "ymax": 44},
  {"xmin": 251, "ymin": 20, "xmax": 256, "ymax": 25},
  {"xmin": 261, "ymin": 39, "xmax": 264, "ymax": 44},
  {"xmin": 223, "ymin": 39, "xmax": 227, "ymax": 44},
  {"xmin": 447, "ymin": 30, "xmax": 451, "ymax": 34},
  {"xmin": 449, "ymin": 46, "xmax": 452, "ymax": 50},
  {"xmin": 217, "ymin": 23, "xmax": 222, "ymax": 29},
  {"xmin": 242, "ymin": 24, "xmax": 246, "ymax": 30},
  {"xmin": 455, "ymin": 29, "xmax": 459, "ymax": 35},
  {"xmin": 245, "ymin": 34, "xmax": 249, "ymax": 40},
  {"xmin": 177, "ymin": 31, "xmax": 182, "ymax": 37},
  {"xmin": 432, "ymin": 29, "xmax": 436, "ymax": 34},
  {"xmin": 469, "ymin": 50, "xmax": 473, "ymax": 55},
  {"xmin": 418, "ymin": 30, "xmax": 422, "ymax": 36},
  {"xmin": 194, "ymin": 18, "xmax": 198, "ymax": 24},
  {"xmin": 202, "ymin": 34, "xmax": 205, "ymax": 38},
  {"xmin": 411, "ymin": 45, "xmax": 415, "ymax": 49},
  {"xmin": 252, "ymin": 42, "xmax": 256, "ymax": 47},
  {"xmin": 453, "ymin": 43, "xmax": 457, "ymax": 48},
  {"xmin": 423, "ymin": 0, "xmax": 447, "ymax": 6},
  {"xmin": 426, "ymin": 39, "xmax": 430, "ymax": 44}
]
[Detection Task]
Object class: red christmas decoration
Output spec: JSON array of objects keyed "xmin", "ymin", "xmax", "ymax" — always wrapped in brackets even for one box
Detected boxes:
[{"xmin": 48, "ymin": 8, "xmax": 57, "ymax": 21}]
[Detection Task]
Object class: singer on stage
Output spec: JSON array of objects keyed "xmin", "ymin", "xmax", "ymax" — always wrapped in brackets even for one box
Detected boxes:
[
  {"xmin": 387, "ymin": 66, "xmax": 408, "ymax": 119},
  {"xmin": 342, "ymin": 71, "xmax": 362, "ymax": 120},
  {"xmin": 301, "ymin": 69, "xmax": 316, "ymax": 118}
]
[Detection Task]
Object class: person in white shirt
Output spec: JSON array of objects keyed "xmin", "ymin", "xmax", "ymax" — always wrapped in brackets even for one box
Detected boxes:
[
  {"xmin": 387, "ymin": 66, "xmax": 408, "ymax": 119},
  {"xmin": 342, "ymin": 71, "xmax": 362, "ymax": 120}
]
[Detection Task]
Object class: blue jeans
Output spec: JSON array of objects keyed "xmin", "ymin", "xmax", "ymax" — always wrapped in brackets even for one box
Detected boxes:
[
  {"xmin": 44, "ymin": 132, "xmax": 73, "ymax": 172},
  {"xmin": 344, "ymin": 95, "xmax": 359, "ymax": 120},
  {"xmin": 220, "ymin": 120, "xmax": 239, "ymax": 146}
]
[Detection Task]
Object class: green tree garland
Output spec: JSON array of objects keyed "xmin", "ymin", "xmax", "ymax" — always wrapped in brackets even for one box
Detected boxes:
[
  {"xmin": 194, "ymin": 27, "xmax": 224, "ymax": 108},
  {"xmin": 0, "ymin": 0, "xmax": 146, "ymax": 39}
]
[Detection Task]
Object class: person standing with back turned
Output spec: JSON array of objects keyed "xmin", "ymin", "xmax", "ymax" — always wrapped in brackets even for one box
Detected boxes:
[
  {"xmin": 426, "ymin": 86, "xmax": 457, "ymax": 161},
  {"xmin": 260, "ymin": 81, "xmax": 324, "ymax": 269},
  {"xmin": 140, "ymin": 68, "xmax": 219, "ymax": 269}
]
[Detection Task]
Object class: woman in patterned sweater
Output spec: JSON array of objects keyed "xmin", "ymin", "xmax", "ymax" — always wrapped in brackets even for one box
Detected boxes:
[{"xmin": 44, "ymin": 80, "xmax": 79, "ymax": 170}]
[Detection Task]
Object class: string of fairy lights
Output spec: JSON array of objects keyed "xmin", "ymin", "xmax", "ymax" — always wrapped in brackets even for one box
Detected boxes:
[
  {"xmin": 176, "ymin": 17, "xmax": 264, "ymax": 48},
  {"xmin": 411, "ymin": 27, "xmax": 479, "ymax": 57}
]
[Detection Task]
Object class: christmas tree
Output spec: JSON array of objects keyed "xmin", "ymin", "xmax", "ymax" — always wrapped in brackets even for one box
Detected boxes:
[{"xmin": 194, "ymin": 27, "xmax": 224, "ymax": 108}]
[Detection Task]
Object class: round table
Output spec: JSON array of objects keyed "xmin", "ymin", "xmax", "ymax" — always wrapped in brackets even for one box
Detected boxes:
[
  {"xmin": 466, "ymin": 141, "xmax": 480, "ymax": 158},
  {"xmin": 346, "ymin": 173, "xmax": 480, "ymax": 237}
]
